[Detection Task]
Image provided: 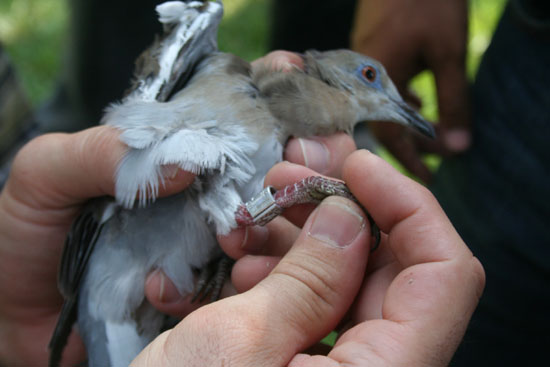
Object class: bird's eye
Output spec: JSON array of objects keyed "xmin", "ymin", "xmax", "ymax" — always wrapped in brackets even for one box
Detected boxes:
[{"xmin": 362, "ymin": 66, "xmax": 377, "ymax": 82}]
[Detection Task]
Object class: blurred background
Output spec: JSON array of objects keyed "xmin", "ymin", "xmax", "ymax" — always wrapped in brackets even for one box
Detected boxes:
[{"xmin": 0, "ymin": 0, "xmax": 507, "ymax": 169}]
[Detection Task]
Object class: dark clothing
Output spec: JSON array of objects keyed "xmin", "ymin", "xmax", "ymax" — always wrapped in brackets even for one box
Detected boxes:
[
  {"xmin": 37, "ymin": 0, "xmax": 162, "ymax": 134},
  {"xmin": 0, "ymin": 44, "xmax": 36, "ymax": 185},
  {"xmin": 0, "ymin": 0, "xmax": 162, "ymax": 187},
  {"xmin": 432, "ymin": 2, "xmax": 550, "ymax": 365},
  {"xmin": 270, "ymin": 0, "xmax": 357, "ymax": 52}
]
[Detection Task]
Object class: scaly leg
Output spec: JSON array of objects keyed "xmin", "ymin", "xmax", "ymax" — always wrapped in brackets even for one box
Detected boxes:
[
  {"xmin": 235, "ymin": 176, "xmax": 380, "ymax": 250},
  {"xmin": 192, "ymin": 254, "xmax": 235, "ymax": 303}
]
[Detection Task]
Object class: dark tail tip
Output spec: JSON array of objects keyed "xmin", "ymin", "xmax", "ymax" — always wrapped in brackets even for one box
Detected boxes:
[{"xmin": 48, "ymin": 299, "xmax": 77, "ymax": 367}]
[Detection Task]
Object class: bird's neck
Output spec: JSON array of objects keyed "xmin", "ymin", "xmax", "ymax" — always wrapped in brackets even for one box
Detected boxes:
[{"xmin": 253, "ymin": 68, "xmax": 358, "ymax": 138}]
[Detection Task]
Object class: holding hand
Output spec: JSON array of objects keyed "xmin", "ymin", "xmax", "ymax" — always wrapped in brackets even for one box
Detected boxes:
[
  {"xmin": 135, "ymin": 150, "xmax": 485, "ymax": 366},
  {"xmin": 0, "ymin": 51, "xmax": 484, "ymax": 366}
]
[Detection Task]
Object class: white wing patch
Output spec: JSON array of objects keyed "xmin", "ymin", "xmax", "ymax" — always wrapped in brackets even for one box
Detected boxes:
[
  {"xmin": 112, "ymin": 117, "xmax": 259, "ymax": 208},
  {"xmin": 103, "ymin": 98, "xmax": 195, "ymax": 149}
]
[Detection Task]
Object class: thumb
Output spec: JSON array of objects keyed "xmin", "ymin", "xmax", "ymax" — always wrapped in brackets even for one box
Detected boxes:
[
  {"xmin": 253, "ymin": 196, "xmax": 371, "ymax": 355},
  {"xmin": 134, "ymin": 196, "xmax": 371, "ymax": 366}
]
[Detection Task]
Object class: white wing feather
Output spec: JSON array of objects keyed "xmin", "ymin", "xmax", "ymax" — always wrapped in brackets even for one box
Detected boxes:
[{"xmin": 104, "ymin": 100, "xmax": 258, "ymax": 208}]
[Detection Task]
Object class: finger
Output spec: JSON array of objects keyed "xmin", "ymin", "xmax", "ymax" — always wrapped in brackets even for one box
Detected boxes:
[
  {"xmin": 349, "ymin": 231, "xmax": 402, "ymax": 322},
  {"xmin": 352, "ymin": 255, "xmax": 401, "ymax": 321},
  {"xmin": 402, "ymin": 88, "xmax": 423, "ymax": 110},
  {"xmin": 231, "ymin": 255, "xmax": 281, "ymax": 293},
  {"xmin": 343, "ymin": 150, "xmax": 463, "ymax": 263},
  {"xmin": 412, "ymin": 123, "xmax": 452, "ymax": 156},
  {"xmin": 262, "ymin": 217, "xmax": 301, "ymax": 256},
  {"xmin": 251, "ymin": 50, "xmax": 304, "ymax": 71},
  {"xmin": 218, "ymin": 217, "xmax": 300, "ymax": 259},
  {"xmin": 135, "ymin": 196, "xmax": 372, "ymax": 366},
  {"xmin": 341, "ymin": 150, "xmax": 485, "ymax": 362},
  {"xmin": 246, "ymin": 196, "xmax": 371, "ymax": 358},
  {"xmin": 370, "ymin": 123, "xmax": 433, "ymax": 182},
  {"xmin": 284, "ymin": 133, "xmax": 357, "ymax": 177},
  {"xmin": 432, "ymin": 60, "xmax": 472, "ymax": 152},
  {"xmin": 217, "ymin": 225, "xmax": 270, "ymax": 258},
  {"xmin": 7, "ymin": 127, "xmax": 195, "ymax": 213},
  {"xmin": 144, "ymin": 269, "xmax": 237, "ymax": 319},
  {"xmin": 230, "ymin": 196, "xmax": 371, "ymax": 363}
]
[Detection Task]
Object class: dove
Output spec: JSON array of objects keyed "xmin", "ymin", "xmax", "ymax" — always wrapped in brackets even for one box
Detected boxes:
[{"xmin": 48, "ymin": 1, "xmax": 435, "ymax": 366}]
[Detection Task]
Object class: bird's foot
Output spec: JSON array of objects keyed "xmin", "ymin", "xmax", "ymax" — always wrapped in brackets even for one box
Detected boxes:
[
  {"xmin": 192, "ymin": 254, "xmax": 234, "ymax": 303},
  {"xmin": 235, "ymin": 176, "xmax": 381, "ymax": 251}
]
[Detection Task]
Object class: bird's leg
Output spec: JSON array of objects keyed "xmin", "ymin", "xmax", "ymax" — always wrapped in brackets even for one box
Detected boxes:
[
  {"xmin": 192, "ymin": 254, "xmax": 235, "ymax": 303},
  {"xmin": 235, "ymin": 176, "xmax": 381, "ymax": 250},
  {"xmin": 196, "ymin": 177, "xmax": 380, "ymax": 304}
]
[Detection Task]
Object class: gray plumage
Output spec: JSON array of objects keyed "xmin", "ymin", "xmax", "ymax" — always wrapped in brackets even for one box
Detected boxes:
[{"xmin": 49, "ymin": 1, "xmax": 435, "ymax": 366}]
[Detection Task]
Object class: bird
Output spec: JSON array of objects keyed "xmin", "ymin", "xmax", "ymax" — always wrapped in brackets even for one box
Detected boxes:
[{"xmin": 48, "ymin": 1, "xmax": 435, "ymax": 366}]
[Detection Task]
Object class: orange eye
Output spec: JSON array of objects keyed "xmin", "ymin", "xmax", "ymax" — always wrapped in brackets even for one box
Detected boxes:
[{"xmin": 362, "ymin": 66, "xmax": 377, "ymax": 82}]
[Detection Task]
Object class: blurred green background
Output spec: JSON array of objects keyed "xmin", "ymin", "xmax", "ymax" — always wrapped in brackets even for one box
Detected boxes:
[{"xmin": 1, "ymin": 0, "xmax": 506, "ymax": 107}]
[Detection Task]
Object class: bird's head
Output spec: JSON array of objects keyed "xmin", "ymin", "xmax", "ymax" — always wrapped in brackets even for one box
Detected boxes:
[{"xmin": 305, "ymin": 50, "xmax": 435, "ymax": 139}]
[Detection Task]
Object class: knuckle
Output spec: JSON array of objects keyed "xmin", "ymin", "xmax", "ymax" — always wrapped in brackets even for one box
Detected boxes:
[
  {"xmin": 470, "ymin": 256, "xmax": 486, "ymax": 298},
  {"xmin": 10, "ymin": 133, "xmax": 66, "ymax": 179}
]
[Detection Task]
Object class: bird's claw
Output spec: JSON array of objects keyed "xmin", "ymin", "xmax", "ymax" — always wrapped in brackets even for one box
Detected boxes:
[{"xmin": 192, "ymin": 254, "xmax": 234, "ymax": 303}]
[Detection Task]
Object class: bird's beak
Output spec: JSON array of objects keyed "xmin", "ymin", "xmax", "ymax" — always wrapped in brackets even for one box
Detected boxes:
[{"xmin": 392, "ymin": 99, "xmax": 436, "ymax": 139}]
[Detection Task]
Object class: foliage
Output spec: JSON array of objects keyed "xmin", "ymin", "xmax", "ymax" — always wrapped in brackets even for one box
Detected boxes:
[
  {"xmin": 0, "ymin": 0, "xmax": 506, "ymax": 108},
  {"xmin": 0, "ymin": 0, "xmax": 67, "ymax": 103}
]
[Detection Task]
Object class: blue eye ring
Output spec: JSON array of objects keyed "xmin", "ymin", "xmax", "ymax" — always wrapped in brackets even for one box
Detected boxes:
[{"xmin": 362, "ymin": 65, "xmax": 377, "ymax": 82}]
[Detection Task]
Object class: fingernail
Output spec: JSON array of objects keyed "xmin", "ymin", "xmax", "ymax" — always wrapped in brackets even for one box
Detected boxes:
[
  {"xmin": 146, "ymin": 269, "xmax": 182, "ymax": 304},
  {"xmin": 308, "ymin": 196, "xmax": 365, "ymax": 248},
  {"xmin": 239, "ymin": 226, "xmax": 269, "ymax": 252},
  {"xmin": 278, "ymin": 61, "xmax": 298, "ymax": 72},
  {"xmin": 161, "ymin": 164, "xmax": 180, "ymax": 180},
  {"xmin": 444, "ymin": 129, "xmax": 471, "ymax": 152},
  {"xmin": 299, "ymin": 138, "xmax": 330, "ymax": 174},
  {"xmin": 239, "ymin": 227, "xmax": 249, "ymax": 249}
]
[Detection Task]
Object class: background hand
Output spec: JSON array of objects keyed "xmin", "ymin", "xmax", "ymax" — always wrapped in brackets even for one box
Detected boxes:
[{"xmin": 351, "ymin": 0, "xmax": 471, "ymax": 182}]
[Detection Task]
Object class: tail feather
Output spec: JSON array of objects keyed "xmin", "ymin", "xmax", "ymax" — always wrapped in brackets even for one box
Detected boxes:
[{"xmin": 48, "ymin": 298, "xmax": 77, "ymax": 367}]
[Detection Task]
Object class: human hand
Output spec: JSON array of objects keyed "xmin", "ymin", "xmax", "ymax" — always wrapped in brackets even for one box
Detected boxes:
[
  {"xmin": 0, "ymin": 49, "xmax": 356, "ymax": 366},
  {"xmin": 134, "ymin": 150, "xmax": 485, "ymax": 366},
  {"xmin": 0, "ymin": 127, "xmax": 196, "ymax": 366},
  {"xmin": 351, "ymin": 0, "xmax": 471, "ymax": 182}
]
